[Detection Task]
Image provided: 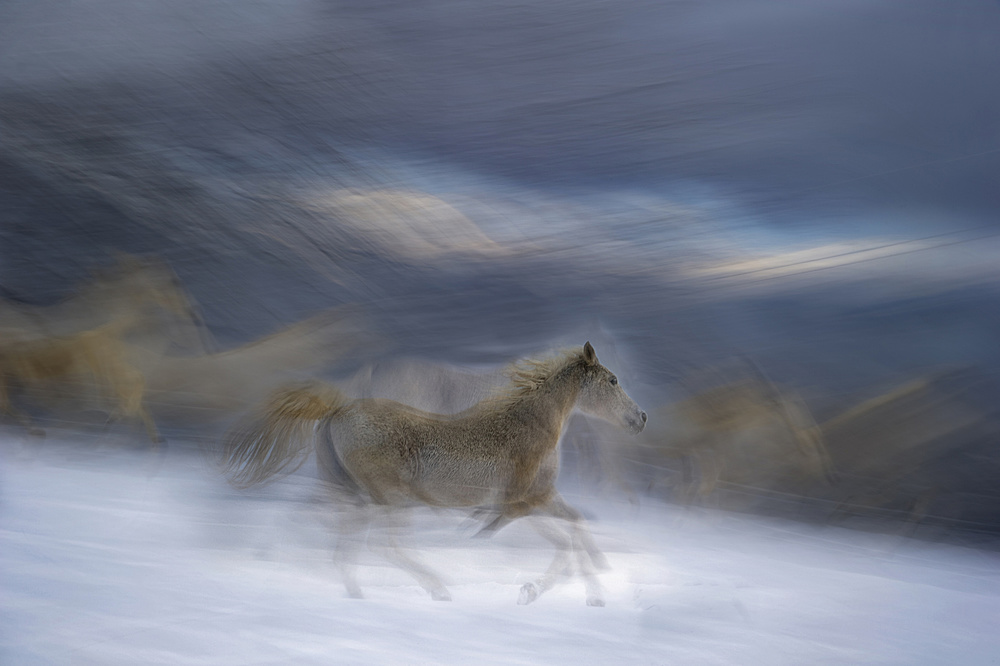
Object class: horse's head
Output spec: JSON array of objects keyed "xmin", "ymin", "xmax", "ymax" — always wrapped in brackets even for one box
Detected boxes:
[
  {"xmin": 97, "ymin": 254, "xmax": 194, "ymax": 320},
  {"xmin": 147, "ymin": 270, "xmax": 201, "ymax": 324},
  {"xmin": 575, "ymin": 342, "xmax": 647, "ymax": 434},
  {"xmin": 101, "ymin": 254, "xmax": 211, "ymax": 352}
]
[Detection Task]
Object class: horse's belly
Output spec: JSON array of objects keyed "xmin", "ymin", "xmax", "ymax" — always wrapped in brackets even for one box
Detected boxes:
[
  {"xmin": 410, "ymin": 461, "xmax": 505, "ymax": 508},
  {"xmin": 330, "ymin": 407, "xmax": 509, "ymax": 508}
]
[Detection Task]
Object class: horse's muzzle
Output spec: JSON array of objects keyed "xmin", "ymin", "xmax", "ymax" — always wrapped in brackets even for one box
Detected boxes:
[{"xmin": 627, "ymin": 410, "xmax": 647, "ymax": 434}]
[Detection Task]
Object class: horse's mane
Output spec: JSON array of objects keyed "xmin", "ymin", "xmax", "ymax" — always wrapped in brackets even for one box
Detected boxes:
[{"xmin": 490, "ymin": 348, "xmax": 588, "ymax": 409}]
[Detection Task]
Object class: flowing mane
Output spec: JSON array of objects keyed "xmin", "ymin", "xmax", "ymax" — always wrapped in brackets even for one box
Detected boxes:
[{"xmin": 491, "ymin": 349, "xmax": 588, "ymax": 408}]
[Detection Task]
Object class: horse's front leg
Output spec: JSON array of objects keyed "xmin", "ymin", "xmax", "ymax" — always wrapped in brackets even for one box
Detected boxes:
[
  {"xmin": 543, "ymin": 493, "xmax": 609, "ymax": 605},
  {"xmin": 518, "ymin": 513, "xmax": 575, "ymax": 606},
  {"xmin": 519, "ymin": 493, "xmax": 608, "ymax": 607},
  {"xmin": 543, "ymin": 493, "xmax": 609, "ymax": 572}
]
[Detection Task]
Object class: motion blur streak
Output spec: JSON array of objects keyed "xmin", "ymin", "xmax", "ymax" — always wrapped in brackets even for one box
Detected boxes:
[{"xmin": 2, "ymin": 1, "xmax": 1000, "ymax": 663}]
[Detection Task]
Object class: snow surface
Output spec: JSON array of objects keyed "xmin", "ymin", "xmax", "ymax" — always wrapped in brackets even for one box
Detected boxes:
[{"xmin": 2, "ymin": 434, "xmax": 999, "ymax": 665}]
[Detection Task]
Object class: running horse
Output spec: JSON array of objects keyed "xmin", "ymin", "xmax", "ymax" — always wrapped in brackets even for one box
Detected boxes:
[
  {"xmin": 223, "ymin": 342, "xmax": 647, "ymax": 605},
  {"xmin": 0, "ymin": 313, "xmax": 170, "ymax": 443},
  {"xmin": 0, "ymin": 256, "xmax": 208, "ymax": 443}
]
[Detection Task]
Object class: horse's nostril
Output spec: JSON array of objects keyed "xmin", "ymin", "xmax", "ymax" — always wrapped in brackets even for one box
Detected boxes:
[{"xmin": 640, "ymin": 411, "xmax": 647, "ymax": 423}]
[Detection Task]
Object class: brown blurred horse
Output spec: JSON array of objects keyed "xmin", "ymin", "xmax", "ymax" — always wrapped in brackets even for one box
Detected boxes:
[
  {"xmin": 641, "ymin": 374, "xmax": 834, "ymax": 504},
  {"xmin": 0, "ymin": 313, "xmax": 167, "ymax": 443}
]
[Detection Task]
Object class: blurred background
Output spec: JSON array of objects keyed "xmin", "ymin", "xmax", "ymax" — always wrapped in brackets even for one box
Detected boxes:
[{"xmin": 2, "ymin": 0, "xmax": 1000, "ymax": 546}]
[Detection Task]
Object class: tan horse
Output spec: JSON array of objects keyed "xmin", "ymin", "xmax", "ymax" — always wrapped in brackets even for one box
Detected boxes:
[
  {"xmin": 641, "ymin": 376, "xmax": 834, "ymax": 505},
  {"xmin": 0, "ymin": 314, "xmax": 166, "ymax": 443},
  {"xmin": 223, "ymin": 342, "xmax": 646, "ymax": 605},
  {"xmin": 0, "ymin": 253, "xmax": 211, "ymax": 353}
]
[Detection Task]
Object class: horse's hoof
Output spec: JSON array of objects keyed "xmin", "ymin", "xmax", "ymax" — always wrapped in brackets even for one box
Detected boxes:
[
  {"xmin": 431, "ymin": 588, "xmax": 452, "ymax": 602},
  {"xmin": 345, "ymin": 586, "xmax": 364, "ymax": 599},
  {"xmin": 517, "ymin": 583, "xmax": 539, "ymax": 605},
  {"xmin": 586, "ymin": 596, "xmax": 606, "ymax": 607}
]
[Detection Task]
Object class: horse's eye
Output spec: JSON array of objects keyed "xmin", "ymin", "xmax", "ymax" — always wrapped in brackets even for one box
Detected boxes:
[{"xmin": 610, "ymin": 376, "xmax": 618, "ymax": 386}]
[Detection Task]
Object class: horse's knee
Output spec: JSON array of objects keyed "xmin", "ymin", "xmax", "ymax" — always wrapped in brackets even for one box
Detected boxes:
[{"xmin": 529, "ymin": 516, "xmax": 574, "ymax": 551}]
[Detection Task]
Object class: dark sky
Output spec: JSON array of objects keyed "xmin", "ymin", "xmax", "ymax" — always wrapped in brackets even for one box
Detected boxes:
[
  {"xmin": 2, "ymin": 1, "xmax": 998, "ymax": 223},
  {"xmin": 1, "ymin": 0, "xmax": 999, "ymax": 380}
]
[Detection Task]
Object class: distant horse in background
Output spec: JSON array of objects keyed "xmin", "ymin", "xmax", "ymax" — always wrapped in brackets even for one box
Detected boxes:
[
  {"xmin": 0, "ymin": 313, "xmax": 172, "ymax": 443},
  {"xmin": 816, "ymin": 372, "xmax": 996, "ymax": 531},
  {"xmin": 639, "ymin": 369, "xmax": 834, "ymax": 506},
  {"xmin": 0, "ymin": 253, "xmax": 212, "ymax": 354},
  {"xmin": 222, "ymin": 342, "xmax": 647, "ymax": 605},
  {"xmin": 139, "ymin": 306, "xmax": 373, "ymax": 425}
]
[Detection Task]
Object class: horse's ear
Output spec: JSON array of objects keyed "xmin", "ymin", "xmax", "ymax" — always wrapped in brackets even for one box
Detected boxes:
[{"xmin": 583, "ymin": 341, "xmax": 598, "ymax": 365}]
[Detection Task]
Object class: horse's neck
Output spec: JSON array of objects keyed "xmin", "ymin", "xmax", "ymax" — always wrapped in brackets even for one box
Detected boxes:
[{"xmin": 505, "ymin": 370, "xmax": 581, "ymax": 447}]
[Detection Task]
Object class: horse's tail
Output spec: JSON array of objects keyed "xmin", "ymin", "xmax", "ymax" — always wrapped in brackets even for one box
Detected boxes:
[{"xmin": 222, "ymin": 380, "xmax": 349, "ymax": 489}]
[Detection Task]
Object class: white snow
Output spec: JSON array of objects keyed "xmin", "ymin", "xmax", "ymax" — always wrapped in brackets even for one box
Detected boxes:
[{"xmin": 2, "ymin": 433, "xmax": 999, "ymax": 665}]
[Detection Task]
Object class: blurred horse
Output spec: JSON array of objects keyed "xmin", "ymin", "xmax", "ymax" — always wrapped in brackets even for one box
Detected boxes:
[
  {"xmin": 817, "ymin": 372, "xmax": 997, "ymax": 532},
  {"xmin": 0, "ymin": 253, "xmax": 211, "ymax": 353},
  {"xmin": 641, "ymin": 373, "xmax": 834, "ymax": 505},
  {"xmin": 222, "ymin": 342, "xmax": 647, "ymax": 605},
  {"xmin": 139, "ymin": 306, "xmax": 372, "ymax": 425},
  {"xmin": 0, "ymin": 313, "xmax": 169, "ymax": 443}
]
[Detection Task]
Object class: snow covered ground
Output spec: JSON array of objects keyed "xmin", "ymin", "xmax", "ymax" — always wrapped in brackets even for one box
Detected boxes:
[{"xmin": 3, "ymin": 433, "xmax": 999, "ymax": 665}]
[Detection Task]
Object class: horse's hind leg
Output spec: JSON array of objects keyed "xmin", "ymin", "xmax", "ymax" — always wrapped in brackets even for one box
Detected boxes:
[
  {"xmin": 372, "ymin": 506, "xmax": 451, "ymax": 601},
  {"xmin": 332, "ymin": 501, "xmax": 371, "ymax": 599}
]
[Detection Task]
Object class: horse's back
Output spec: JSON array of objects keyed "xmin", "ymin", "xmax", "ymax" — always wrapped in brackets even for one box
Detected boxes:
[{"xmin": 323, "ymin": 398, "xmax": 508, "ymax": 507}]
